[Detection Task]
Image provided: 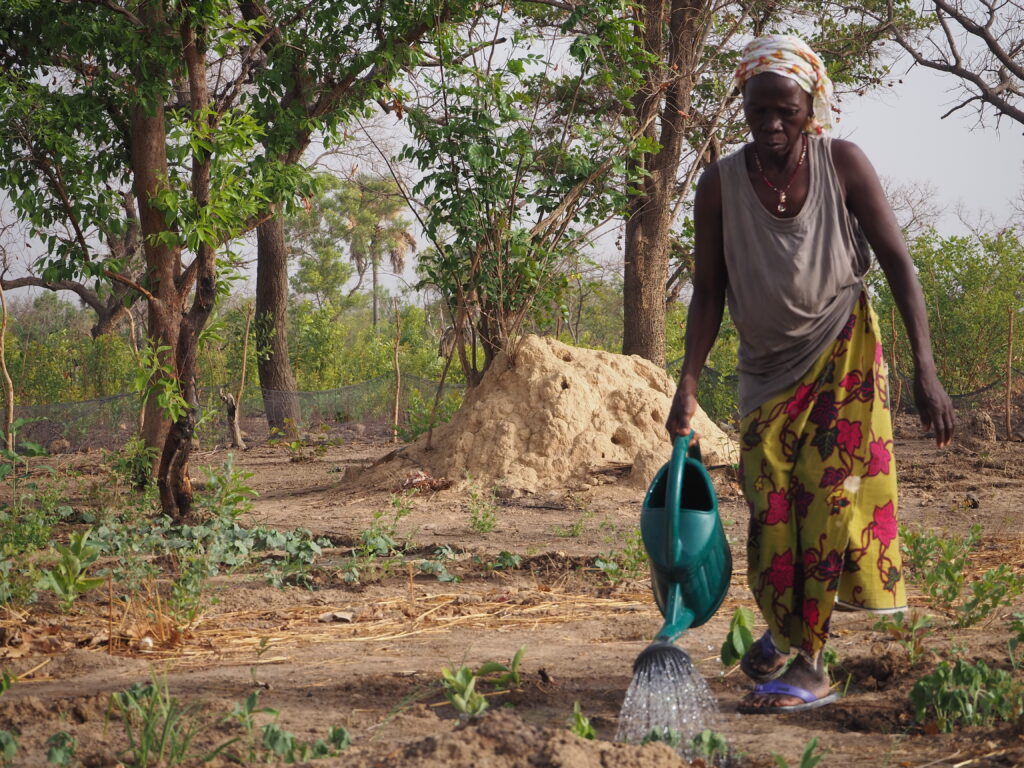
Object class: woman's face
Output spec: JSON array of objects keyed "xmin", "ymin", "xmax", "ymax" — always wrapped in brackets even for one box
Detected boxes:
[{"xmin": 742, "ymin": 72, "xmax": 813, "ymax": 159}]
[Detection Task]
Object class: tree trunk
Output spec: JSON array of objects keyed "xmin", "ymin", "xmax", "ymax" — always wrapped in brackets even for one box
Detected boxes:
[
  {"xmin": 255, "ymin": 215, "xmax": 301, "ymax": 435},
  {"xmin": 621, "ymin": 0, "xmax": 710, "ymax": 367},
  {"xmin": 371, "ymin": 259, "xmax": 379, "ymax": 328}
]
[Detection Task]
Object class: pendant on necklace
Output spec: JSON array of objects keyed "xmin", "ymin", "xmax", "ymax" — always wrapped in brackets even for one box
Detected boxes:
[{"xmin": 777, "ymin": 192, "xmax": 787, "ymax": 213}]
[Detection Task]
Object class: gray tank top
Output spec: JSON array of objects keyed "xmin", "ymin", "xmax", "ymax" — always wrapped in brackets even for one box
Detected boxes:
[{"xmin": 718, "ymin": 136, "xmax": 871, "ymax": 415}]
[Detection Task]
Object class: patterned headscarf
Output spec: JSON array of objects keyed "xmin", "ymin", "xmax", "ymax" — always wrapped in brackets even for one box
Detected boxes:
[{"xmin": 733, "ymin": 35, "xmax": 835, "ymax": 136}]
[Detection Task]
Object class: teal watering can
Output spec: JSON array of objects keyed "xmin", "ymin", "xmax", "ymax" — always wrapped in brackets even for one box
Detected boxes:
[{"xmin": 640, "ymin": 433, "xmax": 732, "ymax": 644}]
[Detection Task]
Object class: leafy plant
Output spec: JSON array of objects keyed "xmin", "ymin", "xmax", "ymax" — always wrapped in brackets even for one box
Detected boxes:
[
  {"xmin": 0, "ymin": 730, "xmax": 15, "ymax": 765},
  {"xmin": 111, "ymin": 436, "xmax": 158, "ymax": 490},
  {"xmin": 956, "ymin": 564, "xmax": 1024, "ymax": 628},
  {"xmin": 568, "ymin": 701, "xmax": 595, "ymax": 740},
  {"xmin": 440, "ymin": 666, "xmax": 489, "ymax": 719},
  {"xmin": 1009, "ymin": 612, "xmax": 1024, "ymax": 670},
  {"xmin": 419, "ymin": 554, "xmax": 460, "ymax": 583},
  {"xmin": 900, "ymin": 524, "xmax": 979, "ymax": 610},
  {"xmin": 260, "ymin": 722, "xmax": 350, "ymax": 763},
  {"xmin": 488, "ymin": 551, "xmax": 522, "ymax": 571},
  {"xmin": 910, "ymin": 658, "xmax": 1024, "ymax": 732},
  {"xmin": 109, "ymin": 679, "xmax": 235, "ymax": 767},
  {"xmin": 476, "ymin": 646, "xmax": 526, "ymax": 690},
  {"xmin": 594, "ymin": 528, "xmax": 648, "ymax": 584},
  {"xmin": 641, "ymin": 727, "xmax": 683, "ymax": 747},
  {"xmin": 773, "ymin": 737, "xmax": 827, "ymax": 768},
  {"xmin": 45, "ymin": 732, "xmax": 76, "ymax": 767},
  {"xmin": 690, "ymin": 729, "xmax": 731, "ymax": 762},
  {"xmin": 720, "ymin": 606, "xmax": 756, "ymax": 667},
  {"xmin": 873, "ymin": 611, "xmax": 934, "ymax": 665},
  {"xmin": 397, "ymin": 388, "xmax": 462, "ymax": 443},
  {"xmin": 465, "ymin": 478, "xmax": 497, "ymax": 534},
  {"xmin": 39, "ymin": 528, "xmax": 106, "ymax": 611}
]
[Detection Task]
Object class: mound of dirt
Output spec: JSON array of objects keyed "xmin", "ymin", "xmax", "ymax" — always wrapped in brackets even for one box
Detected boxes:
[
  {"xmin": 363, "ymin": 335, "xmax": 737, "ymax": 493},
  {"xmin": 346, "ymin": 710, "xmax": 694, "ymax": 768}
]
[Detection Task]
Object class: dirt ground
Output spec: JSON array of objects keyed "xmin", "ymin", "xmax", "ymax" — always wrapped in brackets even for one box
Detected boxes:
[{"xmin": 1, "ymin": 413, "xmax": 1023, "ymax": 767}]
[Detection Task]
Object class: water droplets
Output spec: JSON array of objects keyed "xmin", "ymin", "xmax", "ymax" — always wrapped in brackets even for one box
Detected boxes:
[{"xmin": 616, "ymin": 643, "xmax": 718, "ymax": 754}]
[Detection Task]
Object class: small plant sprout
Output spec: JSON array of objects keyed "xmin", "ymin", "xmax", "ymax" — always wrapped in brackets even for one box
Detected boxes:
[
  {"xmin": 719, "ymin": 606, "xmax": 756, "ymax": 667},
  {"xmin": 569, "ymin": 701, "xmax": 596, "ymax": 740},
  {"xmin": 773, "ymin": 737, "xmax": 827, "ymax": 768},
  {"xmin": 440, "ymin": 666, "xmax": 488, "ymax": 719},
  {"xmin": 45, "ymin": 732, "xmax": 76, "ymax": 767},
  {"xmin": 40, "ymin": 528, "xmax": 106, "ymax": 611},
  {"xmin": 465, "ymin": 476, "xmax": 498, "ymax": 533},
  {"xmin": 910, "ymin": 658, "xmax": 1024, "ymax": 732},
  {"xmin": 873, "ymin": 611, "xmax": 934, "ymax": 664},
  {"xmin": 476, "ymin": 646, "xmax": 526, "ymax": 690},
  {"xmin": 690, "ymin": 729, "xmax": 730, "ymax": 761}
]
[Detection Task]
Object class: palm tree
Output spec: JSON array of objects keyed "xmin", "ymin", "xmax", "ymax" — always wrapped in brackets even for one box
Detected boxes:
[{"xmin": 339, "ymin": 177, "xmax": 416, "ymax": 327}]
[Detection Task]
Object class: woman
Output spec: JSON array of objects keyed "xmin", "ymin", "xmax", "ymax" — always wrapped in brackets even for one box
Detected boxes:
[{"xmin": 665, "ymin": 35, "xmax": 955, "ymax": 714}]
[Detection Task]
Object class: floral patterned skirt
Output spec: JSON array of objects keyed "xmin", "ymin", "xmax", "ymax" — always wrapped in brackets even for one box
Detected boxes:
[{"xmin": 739, "ymin": 291, "xmax": 907, "ymax": 657}]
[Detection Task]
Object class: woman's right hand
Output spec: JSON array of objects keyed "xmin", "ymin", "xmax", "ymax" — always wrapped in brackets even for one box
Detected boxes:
[{"xmin": 666, "ymin": 386, "xmax": 700, "ymax": 441}]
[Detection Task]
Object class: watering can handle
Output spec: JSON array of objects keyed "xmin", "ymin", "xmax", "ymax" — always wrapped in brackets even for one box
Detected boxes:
[{"xmin": 665, "ymin": 433, "xmax": 702, "ymax": 566}]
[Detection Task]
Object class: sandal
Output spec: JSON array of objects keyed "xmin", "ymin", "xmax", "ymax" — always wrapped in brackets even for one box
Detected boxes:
[
  {"xmin": 737, "ymin": 680, "xmax": 840, "ymax": 714},
  {"xmin": 739, "ymin": 631, "xmax": 790, "ymax": 683}
]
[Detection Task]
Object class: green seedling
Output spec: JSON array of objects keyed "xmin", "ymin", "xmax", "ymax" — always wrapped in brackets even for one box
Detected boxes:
[
  {"xmin": 440, "ymin": 666, "xmax": 488, "ymax": 719},
  {"xmin": 40, "ymin": 528, "xmax": 105, "ymax": 611},
  {"xmin": 45, "ymin": 732, "xmax": 76, "ymax": 767},
  {"xmin": 719, "ymin": 606, "xmax": 756, "ymax": 667},
  {"xmin": 465, "ymin": 477, "xmax": 497, "ymax": 533},
  {"xmin": 690, "ymin": 729, "xmax": 730, "ymax": 761},
  {"xmin": 1009, "ymin": 612, "xmax": 1024, "ymax": 670},
  {"xmin": 568, "ymin": 701, "xmax": 595, "ymax": 740},
  {"xmin": 260, "ymin": 722, "xmax": 350, "ymax": 762},
  {"xmin": 641, "ymin": 727, "xmax": 683, "ymax": 747},
  {"xmin": 773, "ymin": 737, "xmax": 826, "ymax": 768},
  {"xmin": 956, "ymin": 564, "xmax": 1024, "ymax": 628},
  {"xmin": 873, "ymin": 611, "xmax": 934, "ymax": 664},
  {"xmin": 109, "ymin": 678, "xmax": 237, "ymax": 767},
  {"xmin": 489, "ymin": 551, "xmax": 522, "ymax": 570},
  {"xmin": 0, "ymin": 730, "xmax": 16, "ymax": 765},
  {"xmin": 910, "ymin": 658, "xmax": 1024, "ymax": 732},
  {"xmin": 476, "ymin": 646, "xmax": 526, "ymax": 690}
]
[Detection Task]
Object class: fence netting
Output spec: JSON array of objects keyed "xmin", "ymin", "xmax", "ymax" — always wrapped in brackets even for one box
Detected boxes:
[{"xmin": 14, "ymin": 375, "xmax": 464, "ymax": 453}]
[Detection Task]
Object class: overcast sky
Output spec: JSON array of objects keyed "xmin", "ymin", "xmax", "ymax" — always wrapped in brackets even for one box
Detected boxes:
[{"xmin": 836, "ymin": 58, "xmax": 1023, "ymax": 232}]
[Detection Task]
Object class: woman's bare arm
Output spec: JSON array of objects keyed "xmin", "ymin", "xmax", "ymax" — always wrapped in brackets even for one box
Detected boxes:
[{"xmin": 832, "ymin": 139, "xmax": 954, "ymax": 447}]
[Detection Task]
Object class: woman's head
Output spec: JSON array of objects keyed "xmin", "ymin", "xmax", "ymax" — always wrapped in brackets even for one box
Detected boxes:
[{"xmin": 734, "ymin": 35, "xmax": 835, "ymax": 142}]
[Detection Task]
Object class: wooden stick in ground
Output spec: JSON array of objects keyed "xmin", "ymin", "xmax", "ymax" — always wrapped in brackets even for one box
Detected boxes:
[
  {"xmin": 223, "ymin": 302, "xmax": 255, "ymax": 450},
  {"xmin": 890, "ymin": 306, "xmax": 902, "ymax": 416},
  {"xmin": 1008, "ymin": 305, "xmax": 1015, "ymax": 440},
  {"xmin": 0, "ymin": 280, "xmax": 13, "ymax": 451},
  {"xmin": 392, "ymin": 298, "xmax": 402, "ymax": 443}
]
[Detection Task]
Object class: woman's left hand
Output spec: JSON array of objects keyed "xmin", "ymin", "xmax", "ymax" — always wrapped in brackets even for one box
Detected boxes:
[{"xmin": 913, "ymin": 369, "xmax": 955, "ymax": 448}]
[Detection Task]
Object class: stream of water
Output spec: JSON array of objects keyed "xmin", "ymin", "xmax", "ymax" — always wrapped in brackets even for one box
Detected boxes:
[{"xmin": 615, "ymin": 642, "xmax": 719, "ymax": 754}]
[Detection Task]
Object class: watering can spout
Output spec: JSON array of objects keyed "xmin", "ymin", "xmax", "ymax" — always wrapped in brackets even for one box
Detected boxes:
[
  {"xmin": 641, "ymin": 433, "xmax": 732, "ymax": 641},
  {"xmin": 654, "ymin": 581, "xmax": 695, "ymax": 644}
]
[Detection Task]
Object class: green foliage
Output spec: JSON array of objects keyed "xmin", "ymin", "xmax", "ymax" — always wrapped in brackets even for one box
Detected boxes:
[
  {"xmin": 900, "ymin": 524, "xmax": 979, "ymax": 610},
  {"xmin": 594, "ymin": 528, "xmax": 647, "ymax": 584},
  {"xmin": 397, "ymin": 387, "xmax": 463, "ymax": 443},
  {"xmin": 404, "ymin": 3, "xmax": 651, "ymax": 378},
  {"xmin": 720, "ymin": 606, "xmax": 756, "ymax": 667},
  {"xmin": 489, "ymin": 551, "xmax": 522, "ymax": 571},
  {"xmin": 439, "ymin": 666, "xmax": 489, "ymax": 719},
  {"xmin": 1009, "ymin": 613, "xmax": 1024, "ymax": 670},
  {"xmin": 109, "ymin": 679, "xmax": 232, "ymax": 768},
  {"xmin": 867, "ymin": 229, "xmax": 1024, "ymax": 395},
  {"xmin": 901, "ymin": 524, "xmax": 1023, "ymax": 625},
  {"xmin": 910, "ymin": 658, "xmax": 1024, "ymax": 732},
  {"xmin": 956, "ymin": 564, "xmax": 1024, "ymax": 628},
  {"xmin": 690, "ymin": 729, "xmax": 731, "ymax": 762},
  {"xmin": 0, "ymin": 730, "xmax": 15, "ymax": 765},
  {"xmin": 640, "ymin": 727, "xmax": 683, "ymax": 748},
  {"xmin": 419, "ymin": 547, "xmax": 460, "ymax": 583},
  {"xmin": 475, "ymin": 646, "xmax": 526, "ymax": 691},
  {"xmin": 873, "ymin": 612, "xmax": 934, "ymax": 665},
  {"xmin": 465, "ymin": 478, "xmax": 498, "ymax": 534},
  {"xmin": 39, "ymin": 528, "xmax": 105, "ymax": 611},
  {"xmin": 110, "ymin": 437, "xmax": 158, "ymax": 490},
  {"xmin": 260, "ymin": 722, "xmax": 351, "ymax": 763},
  {"xmin": 568, "ymin": 701, "xmax": 596, "ymax": 740},
  {"xmin": 45, "ymin": 732, "xmax": 77, "ymax": 767},
  {"xmin": 773, "ymin": 738, "xmax": 827, "ymax": 768}
]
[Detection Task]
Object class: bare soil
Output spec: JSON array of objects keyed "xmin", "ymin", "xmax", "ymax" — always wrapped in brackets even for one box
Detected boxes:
[{"xmin": 1, "ymin": 415, "xmax": 1023, "ymax": 767}]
